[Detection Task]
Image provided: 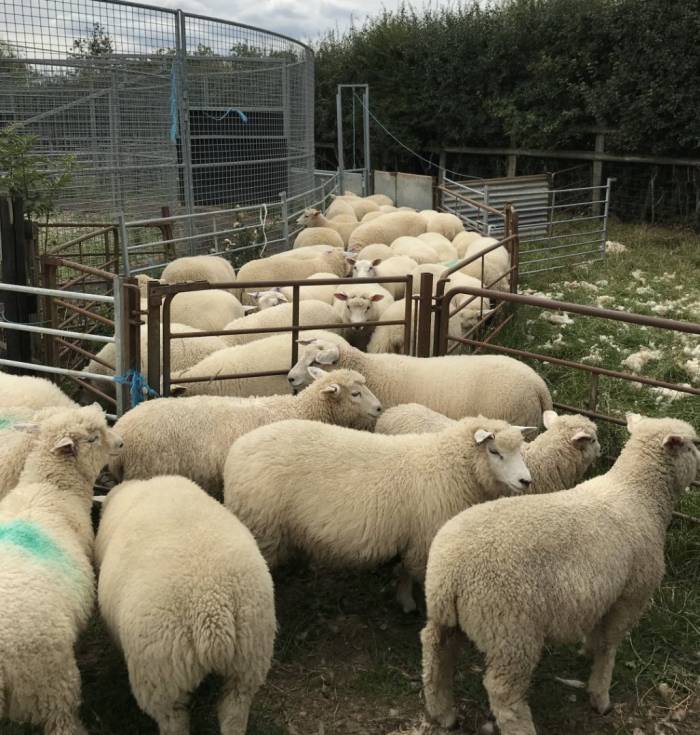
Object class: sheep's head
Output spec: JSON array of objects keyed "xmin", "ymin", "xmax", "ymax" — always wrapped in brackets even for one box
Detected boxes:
[
  {"xmin": 625, "ymin": 413, "xmax": 700, "ymax": 493},
  {"xmin": 246, "ymin": 288, "xmax": 288, "ymax": 310},
  {"xmin": 296, "ymin": 208, "xmax": 319, "ymax": 226},
  {"xmin": 452, "ymin": 293, "xmax": 495, "ymax": 333},
  {"xmin": 542, "ymin": 411, "xmax": 601, "ymax": 472},
  {"xmin": 471, "ymin": 419, "xmax": 534, "ymax": 496},
  {"xmin": 307, "ymin": 366, "xmax": 382, "ymax": 424},
  {"xmin": 347, "ymin": 258, "xmax": 381, "ymax": 279},
  {"xmin": 334, "ymin": 290, "xmax": 385, "ymax": 328},
  {"xmin": 288, "ymin": 337, "xmax": 342, "ymax": 389}
]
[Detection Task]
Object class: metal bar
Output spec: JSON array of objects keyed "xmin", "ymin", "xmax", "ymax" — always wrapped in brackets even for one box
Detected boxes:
[
  {"xmin": 363, "ymin": 85, "xmax": 371, "ymax": 195},
  {"xmin": 162, "ymin": 295, "xmax": 173, "ymax": 397},
  {"xmin": 113, "ymin": 278, "xmax": 127, "ymax": 416},
  {"xmin": 602, "ymin": 178, "xmax": 613, "ymax": 252},
  {"xmin": 118, "ymin": 214, "xmax": 131, "ymax": 277},
  {"xmin": 47, "ymin": 226, "xmax": 117, "ymax": 255},
  {"xmin": 70, "ymin": 375, "xmax": 118, "ymax": 407},
  {"xmin": 0, "ymin": 359, "xmax": 116, "ymax": 384},
  {"xmin": 438, "ymin": 186, "xmax": 504, "ymax": 216},
  {"xmin": 291, "ymin": 285, "xmax": 300, "ymax": 367},
  {"xmin": 10, "ymin": 88, "xmax": 110, "ymax": 129},
  {"xmin": 336, "ymin": 87, "xmax": 345, "ymax": 194},
  {"xmin": 146, "ymin": 282, "xmax": 162, "ymax": 400},
  {"xmin": 416, "ymin": 272, "xmax": 434, "ymax": 357},
  {"xmin": 0, "ymin": 282, "xmax": 114, "ymax": 304},
  {"xmin": 54, "ymin": 337, "xmax": 114, "ymax": 371},
  {"xmin": 280, "ymin": 191, "xmax": 289, "ymax": 248},
  {"xmin": 54, "ymin": 299, "xmax": 114, "ymax": 327},
  {"xmin": 521, "ymin": 246, "xmax": 608, "ymax": 266},
  {"xmin": 0, "ymin": 321, "xmax": 114, "ymax": 343},
  {"xmin": 171, "ymin": 369, "xmax": 289, "ymax": 385},
  {"xmin": 403, "ymin": 275, "xmax": 413, "ymax": 355}
]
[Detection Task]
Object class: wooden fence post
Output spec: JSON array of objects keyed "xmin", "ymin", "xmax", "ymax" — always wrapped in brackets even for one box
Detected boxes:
[{"xmin": 592, "ymin": 132, "xmax": 605, "ymax": 216}]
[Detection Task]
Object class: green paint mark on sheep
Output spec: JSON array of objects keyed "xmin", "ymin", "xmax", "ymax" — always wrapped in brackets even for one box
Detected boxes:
[
  {"xmin": 0, "ymin": 520, "xmax": 69, "ymax": 566},
  {"xmin": 0, "ymin": 415, "xmax": 17, "ymax": 430}
]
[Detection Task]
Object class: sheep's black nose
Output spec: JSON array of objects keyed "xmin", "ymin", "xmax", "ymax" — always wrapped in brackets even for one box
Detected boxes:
[
  {"xmin": 519, "ymin": 478, "xmax": 532, "ymax": 489},
  {"xmin": 287, "ymin": 376, "xmax": 295, "ymax": 383}
]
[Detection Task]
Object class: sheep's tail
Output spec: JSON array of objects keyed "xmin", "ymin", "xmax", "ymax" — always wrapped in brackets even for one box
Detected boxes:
[{"xmin": 191, "ymin": 595, "xmax": 238, "ymax": 674}]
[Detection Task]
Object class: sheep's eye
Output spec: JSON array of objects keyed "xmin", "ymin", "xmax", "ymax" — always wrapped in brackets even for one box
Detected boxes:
[
  {"xmin": 488, "ymin": 448, "xmax": 502, "ymax": 459},
  {"xmin": 87, "ymin": 435, "xmax": 98, "ymax": 444},
  {"xmin": 351, "ymin": 391, "xmax": 360, "ymax": 397}
]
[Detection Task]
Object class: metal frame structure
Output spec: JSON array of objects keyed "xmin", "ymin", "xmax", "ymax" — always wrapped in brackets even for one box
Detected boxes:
[{"xmin": 336, "ymin": 84, "xmax": 371, "ymax": 196}]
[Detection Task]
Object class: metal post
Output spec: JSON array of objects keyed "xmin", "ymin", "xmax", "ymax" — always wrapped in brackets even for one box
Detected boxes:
[
  {"xmin": 146, "ymin": 281, "xmax": 162, "ymax": 399},
  {"xmin": 403, "ymin": 276, "xmax": 413, "ymax": 355},
  {"xmin": 280, "ymin": 191, "xmax": 289, "ymax": 248},
  {"xmin": 592, "ymin": 132, "xmax": 605, "ymax": 217},
  {"xmin": 41, "ymin": 259, "xmax": 59, "ymax": 373},
  {"xmin": 602, "ymin": 178, "xmax": 613, "ymax": 254},
  {"xmin": 363, "ymin": 85, "xmax": 371, "ymax": 196},
  {"xmin": 117, "ymin": 213, "xmax": 130, "ymax": 276},
  {"xmin": 416, "ymin": 272, "xmax": 434, "ymax": 357},
  {"xmin": 112, "ymin": 277, "xmax": 127, "ymax": 416},
  {"xmin": 176, "ymin": 11, "xmax": 196, "ymax": 239},
  {"xmin": 291, "ymin": 284, "xmax": 300, "ymax": 367},
  {"xmin": 506, "ymin": 204, "xmax": 520, "ymax": 295},
  {"xmin": 506, "ymin": 153, "xmax": 517, "ymax": 177},
  {"xmin": 336, "ymin": 87, "xmax": 345, "ymax": 195},
  {"xmin": 162, "ymin": 296, "xmax": 172, "ymax": 397},
  {"xmin": 482, "ymin": 184, "xmax": 489, "ymax": 235}
]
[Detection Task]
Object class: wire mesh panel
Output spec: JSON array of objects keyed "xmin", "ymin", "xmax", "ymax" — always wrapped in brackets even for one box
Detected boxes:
[{"xmin": 0, "ymin": 0, "xmax": 315, "ymax": 224}]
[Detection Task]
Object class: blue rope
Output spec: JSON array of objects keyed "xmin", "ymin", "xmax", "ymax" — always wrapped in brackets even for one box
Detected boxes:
[
  {"xmin": 206, "ymin": 107, "xmax": 248, "ymax": 124},
  {"xmin": 170, "ymin": 65, "xmax": 179, "ymax": 143},
  {"xmin": 113, "ymin": 370, "xmax": 159, "ymax": 407}
]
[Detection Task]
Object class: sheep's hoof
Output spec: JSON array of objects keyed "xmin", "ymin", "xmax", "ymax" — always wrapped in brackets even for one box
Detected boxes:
[
  {"xmin": 400, "ymin": 598, "xmax": 418, "ymax": 614},
  {"xmin": 589, "ymin": 691, "xmax": 612, "ymax": 715},
  {"xmin": 425, "ymin": 709, "xmax": 458, "ymax": 730}
]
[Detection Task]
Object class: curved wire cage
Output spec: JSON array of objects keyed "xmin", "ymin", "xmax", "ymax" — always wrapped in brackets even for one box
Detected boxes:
[{"xmin": 0, "ymin": 0, "xmax": 315, "ymax": 222}]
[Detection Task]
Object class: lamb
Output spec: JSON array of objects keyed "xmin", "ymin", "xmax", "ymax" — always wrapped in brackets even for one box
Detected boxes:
[
  {"xmin": 160, "ymin": 255, "xmax": 236, "ymax": 287},
  {"xmin": 465, "ymin": 236, "xmax": 510, "ymax": 272},
  {"xmin": 421, "ymin": 414, "xmax": 700, "ymax": 734},
  {"xmin": 329, "ymin": 195, "xmax": 379, "ymax": 219},
  {"xmin": 95, "ymin": 476, "xmax": 275, "ymax": 734},
  {"xmin": 220, "ymin": 300, "xmax": 342, "ymax": 347},
  {"xmin": 452, "ymin": 231, "xmax": 483, "ymax": 257},
  {"xmin": 361, "ymin": 211, "xmax": 384, "ymax": 223},
  {"xmin": 356, "ymin": 243, "xmax": 394, "ymax": 261},
  {"xmin": 278, "ymin": 244, "xmax": 336, "ymax": 259},
  {"xmin": 245, "ymin": 287, "xmax": 288, "ymax": 310},
  {"xmin": 279, "ymin": 272, "xmax": 340, "ymax": 305},
  {"xmin": 332, "ymin": 284, "xmax": 394, "ymax": 349},
  {"xmin": 346, "ymin": 191, "xmax": 394, "ymax": 207},
  {"xmin": 324, "ymin": 197, "xmax": 358, "ymax": 219},
  {"xmin": 293, "ymin": 226, "xmax": 344, "ymax": 250},
  {"xmin": 169, "ymin": 289, "xmax": 247, "ymax": 331},
  {"xmin": 296, "ymin": 208, "xmax": 357, "ymax": 246},
  {"xmin": 423, "ymin": 212, "xmax": 465, "ymax": 239},
  {"xmin": 0, "ymin": 372, "xmax": 76, "ymax": 411},
  {"xmin": 223, "ymin": 417, "xmax": 533, "ymax": 613},
  {"xmin": 110, "ymin": 367, "xmax": 382, "ymax": 495},
  {"xmin": 373, "ymin": 255, "xmax": 419, "ymax": 299},
  {"xmin": 417, "ymin": 232, "xmax": 458, "ymax": 261},
  {"xmin": 172, "ymin": 330, "xmax": 348, "ymax": 398},
  {"xmin": 376, "ymin": 406, "xmax": 601, "ymax": 494},
  {"xmin": 288, "ymin": 337, "xmax": 552, "ymax": 426},
  {"xmin": 236, "ymin": 248, "xmax": 348, "ymax": 304},
  {"xmin": 0, "ymin": 404, "xmax": 123, "ymax": 735},
  {"xmin": 390, "ymin": 236, "xmax": 440, "ymax": 264},
  {"xmin": 347, "ymin": 258, "xmax": 382, "ymax": 278},
  {"xmin": 347, "ymin": 211, "xmax": 427, "ymax": 251}
]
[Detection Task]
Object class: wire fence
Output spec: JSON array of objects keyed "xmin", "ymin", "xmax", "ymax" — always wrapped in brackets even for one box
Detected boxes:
[{"xmin": 0, "ymin": 0, "xmax": 315, "ymax": 223}]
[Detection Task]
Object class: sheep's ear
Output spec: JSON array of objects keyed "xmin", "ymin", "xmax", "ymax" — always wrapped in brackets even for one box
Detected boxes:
[
  {"xmin": 371, "ymin": 258, "xmax": 382, "ymax": 266},
  {"xmin": 171, "ymin": 386, "xmax": 188, "ymax": 397},
  {"xmin": 626, "ymin": 412, "xmax": 643, "ymax": 432},
  {"xmin": 246, "ymin": 291, "xmax": 260, "ymax": 299},
  {"xmin": 92, "ymin": 495, "xmax": 107, "ymax": 505},
  {"xmin": 346, "ymin": 257, "xmax": 357, "ymax": 265},
  {"xmin": 474, "ymin": 429, "xmax": 494, "ymax": 445},
  {"xmin": 662, "ymin": 434, "xmax": 685, "ymax": 451},
  {"xmin": 334, "ymin": 292, "xmax": 348, "ymax": 301},
  {"xmin": 320, "ymin": 383, "xmax": 341, "ymax": 396},
  {"xmin": 572, "ymin": 430, "xmax": 594, "ymax": 446},
  {"xmin": 542, "ymin": 410, "xmax": 558, "ymax": 429},
  {"xmin": 12, "ymin": 422, "xmax": 40, "ymax": 434},
  {"xmin": 297, "ymin": 338, "xmax": 317, "ymax": 346},
  {"xmin": 277, "ymin": 292, "xmax": 289, "ymax": 302},
  {"xmin": 307, "ymin": 366, "xmax": 326, "ymax": 381},
  {"xmin": 514, "ymin": 425, "xmax": 538, "ymax": 436},
  {"xmin": 242, "ymin": 305, "xmax": 257, "ymax": 313},
  {"xmin": 52, "ymin": 436, "xmax": 77, "ymax": 457},
  {"xmin": 370, "ymin": 293, "xmax": 385, "ymax": 302},
  {"xmin": 315, "ymin": 346, "xmax": 340, "ymax": 366}
]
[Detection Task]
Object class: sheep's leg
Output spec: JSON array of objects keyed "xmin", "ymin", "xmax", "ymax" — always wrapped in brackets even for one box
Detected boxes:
[
  {"xmin": 41, "ymin": 655, "xmax": 88, "ymax": 735},
  {"xmin": 394, "ymin": 563, "xmax": 417, "ymax": 613},
  {"xmin": 483, "ymin": 644, "xmax": 539, "ymax": 735},
  {"xmin": 421, "ymin": 619, "xmax": 463, "ymax": 729},
  {"xmin": 128, "ymin": 662, "xmax": 190, "ymax": 735},
  {"xmin": 218, "ymin": 676, "xmax": 255, "ymax": 735},
  {"xmin": 587, "ymin": 596, "xmax": 647, "ymax": 715}
]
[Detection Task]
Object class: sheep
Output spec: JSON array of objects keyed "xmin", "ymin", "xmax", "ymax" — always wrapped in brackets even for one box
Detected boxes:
[
  {"xmin": 417, "ymin": 232, "xmax": 458, "ymax": 261},
  {"xmin": 288, "ymin": 337, "xmax": 552, "ymax": 426},
  {"xmin": 345, "ymin": 191, "xmax": 394, "ymax": 207},
  {"xmin": 279, "ymin": 244, "xmax": 336, "ymax": 259},
  {"xmin": 110, "ymin": 367, "xmax": 382, "ymax": 495},
  {"xmin": 296, "ymin": 208, "xmax": 357, "ymax": 246},
  {"xmin": 373, "ymin": 255, "xmax": 419, "ymax": 299},
  {"xmin": 0, "ymin": 372, "xmax": 76, "ymax": 411},
  {"xmin": 324, "ymin": 197, "xmax": 357, "ymax": 219},
  {"xmin": 236, "ymin": 248, "xmax": 348, "ymax": 305},
  {"xmin": 361, "ymin": 211, "xmax": 384, "ymax": 223},
  {"xmin": 347, "ymin": 211, "xmax": 427, "ymax": 251},
  {"xmin": 220, "ymin": 300, "xmax": 342, "ymax": 347},
  {"xmin": 376, "ymin": 406, "xmax": 601, "ymax": 494},
  {"xmin": 379, "ymin": 204, "xmax": 398, "ymax": 213},
  {"xmin": 330, "ymin": 194, "xmax": 379, "ymax": 219},
  {"xmin": 293, "ymin": 226, "xmax": 345, "ymax": 250},
  {"xmin": 420, "ymin": 414, "xmax": 700, "ymax": 734},
  {"xmin": 452, "ymin": 231, "xmax": 483, "ymax": 257},
  {"xmin": 0, "ymin": 404, "xmax": 122, "ymax": 735},
  {"xmin": 161, "ymin": 255, "xmax": 236, "ymax": 288},
  {"xmin": 172, "ymin": 330, "xmax": 348, "ymax": 398},
  {"xmin": 423, "ymin": 212, "xmax": 465, "ymax": 239},
  {"xmin": 457, "ymin": 252, "xmax": 510, "ymax": 292},
  {"xmin": 390, "ymin": 236, "xmax": 440, "ymax": 264},
  {"xmin": 223, "ymin": 417, "xmax": 533, "ymax": 614},
  {"xmin": 95, "ymin": 476, "xmax": 275, "ymax": 734},
  {"xmin": 169, "ymin": 289, "xmax": 247, "ymax": 331},
  {"xmin": 279, "ymin": 272, "xmax": 340, "ymax": 305},
  {"xmin": 347, "ymin": 257, "xmax": 382, "ymax": 278},
  {"xmin": 356, "ymin": 243, "xmax": 394, "ymax": 261},
  {"xmin": 245, "ymin": 287, "xmax": 288, "ymax": 310},
  {"xmin": 465, "ymin": 236, "xmax": 510, "ymax": 272},
  {"xmin": 332, "ymin": 284, "xmax": 394, "ymax": 349}
]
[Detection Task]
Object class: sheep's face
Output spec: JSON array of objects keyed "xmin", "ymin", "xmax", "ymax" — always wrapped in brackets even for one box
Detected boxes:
[
  {"xmin": 454, "ymin": 295, "xmax": 494, "ymax": 333},
  {"xmin": 288, "ymin": 339, "xmax": 340, "ymax": 389},
  {"xmin": 334, "ymin": 291, "xmax": 385, "ymax": 328},
  {"xmin": 475, "ymin": 426, "xmax": 533, "ymax": 494},
  {"xmin": 308, "ymin": 367, "xmax": 382, "ymax": 421},
  {"xmin": 247, "ymin": 289, "xmax": 288, "ymax": 310},
  {"xmin": 349, "ymin": 258, "xmax": 381, "ymax": 279},
  {"xmin": 296, "ymin": 208, "xmax": 319, "ymax": 226},
  {"xmin": 543, "ymin": 411, "xmax": 601, "ymax": 470}
]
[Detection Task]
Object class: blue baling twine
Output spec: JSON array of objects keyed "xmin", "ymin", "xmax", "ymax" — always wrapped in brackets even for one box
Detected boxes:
[
  {"xmin": 170, "ymin": 65, "xmax": 179, "ymax": 143},
  {"xmin": 206, "ymin": 108, "xmax": 248, "ymax": 123},
  {"xmin": 113, "ymin": 370, "xmax": 159, "ymax": 407}
]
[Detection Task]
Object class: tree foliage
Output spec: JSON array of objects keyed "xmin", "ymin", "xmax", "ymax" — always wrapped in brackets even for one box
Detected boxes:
[{"xmin": 315, "ymin": 0, "xmax": 700, "ymax": 168}]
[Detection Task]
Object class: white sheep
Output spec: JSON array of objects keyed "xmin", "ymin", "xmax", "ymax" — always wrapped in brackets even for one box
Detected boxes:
[
  {"xmin": 346, "ymin": 192, "xmax": 394, "ymax": 207},
  {"xmin": 417, "ymin": 232, "xmax": 458, "ymax": 261},
  {"xmin": 288, "ymin": 337, "xmax": 552, "ymax": 427},
  {"xmin": 172, "ymin": 330, "xmax": 348, "ymax": 398},
  {"xmin": 296, "ymin": 208, "xmax": 357, "ymax": 246},
  {"xmin": 379, "ymin": 204, "xmax": 398, "ymax": 212},
  {"xmin": 361, "ymin": 211, "xmax": 384, "ymax": 223},
  {"xmin": 423, "ymin": 212, "xmax": 465, "ymax": 239},
  {"xmin": 279, "ymin": 272, "xmax": 340, "ymax": 305},
  {"xmin": 452, "ymin": 231, "xmax": 483, "ymax": 257},
  {"xmin": 324, "ymin": 197, "xmax": 358, "ymax": 219},
  {"xmin": 169, "ymin": 289, "xmax": 247, "ymax": 331},
  {"xmin": 356, "ymin": 243, "xmax": 394, "ymax": 261},
  {"xmin": 220, "ymin": 300, "xmax": 341, "ymax": 347},
  {"xmin": 465, "ymin": 236, "xmax": 510, "ymax": 272},
  {"xmin": 293, "ymin": 226, "xmax": 345, "ymax": 250},
  {"xmin": 223, "ymin": 417, "xmax": 533, "ymax": 613},
  {"xmin": 390, "ymin": 236, "xmax": 440, "ymax": 264},
  {"xmin": 0, "ymin": 372, "xmax": 76, "ymax": 411},
  {"xmin": 421, "ymin": 414, "xmax": 700, "ymax": 733},
  {"xmin": 373, "ymin": 255, "xmax": 420, "ymax": 299},
  {"xmin": 278, "ymin": 244, "xmax": 337, "ymax": 259},
  {"xmin": 332, "ymin": 284, "xmax": 394, "ymax": 349},
  {"xmin": 236, "ymin": 248, "xmax": 348, "ymax": 304},
  {"xmin": 330, "ymin": 194, "xmax": 379, "ymax": 219},
  {"xmin": 245, "ymin": 287, "xmax": 288, "ymax": 310},
  {"xmin": 376, "ymin": 405, "xmax": 601, "ymax": 494},
  {"xmin": 160, "ymin": 255, "xmax": 236, "ymax": 287},
  {"xmin": 348, "ymin": 211, "xmax": 427, "ymax": 251},
  {"xmin": 0, "ymin": 404, "xmax": 122, "ymax": 735},
  {"xmin": 95, "ymin": 476, "xmax": 275, "ymax": 734},
  {"xmin": 110, "ymin": 367, "xmax": 382, "ymax": 495},
  {"xmin": 347, "ymin": 257, "xmax": 382, "ymax": 278}
]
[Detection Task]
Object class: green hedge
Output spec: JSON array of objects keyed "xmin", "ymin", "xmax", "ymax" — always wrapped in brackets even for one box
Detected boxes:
[{"xmin": 315, "ymin": 0, "xmax": 700, "ymax": 169}]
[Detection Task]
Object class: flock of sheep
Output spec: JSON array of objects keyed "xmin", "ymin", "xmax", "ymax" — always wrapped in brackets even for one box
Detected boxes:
[{"xmin": 0, "ymin": 192, "xmax": 698, "ymax": 735}]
